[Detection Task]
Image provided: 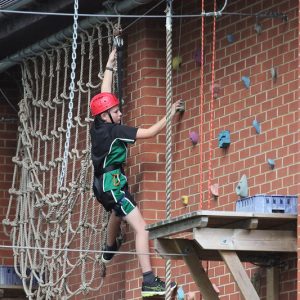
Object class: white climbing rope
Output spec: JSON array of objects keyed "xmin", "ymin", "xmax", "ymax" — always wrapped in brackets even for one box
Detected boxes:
[{"xmin": 165, "ymin": 1, "xmax": 173, "ymax": 299}]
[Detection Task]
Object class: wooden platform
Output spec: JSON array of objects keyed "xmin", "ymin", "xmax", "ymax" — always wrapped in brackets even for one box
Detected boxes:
[
  {"xmin": 0, "ymin": 285, "xmax": 26, "ymax": 299},
  {"xmin": 146, "ymin": 210, "xmax": 297, "ymax": 300}
]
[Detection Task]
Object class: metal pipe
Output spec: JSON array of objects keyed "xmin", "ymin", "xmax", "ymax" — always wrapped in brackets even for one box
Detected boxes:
[
  {"xmin": 0, "ymin": 0, "xmax": 155, "ymax": 74},
  {"xmin": 0, "ymin": 0, "xmax": 75, "ymax": 39},
  {"xmin": 0, "ymin": 0, "xmax": 36, "ymax": 18}
]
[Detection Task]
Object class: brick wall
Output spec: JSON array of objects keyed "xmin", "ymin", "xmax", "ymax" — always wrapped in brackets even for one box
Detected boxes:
[
  {"xmin": 0, "ymin": 103, "xmax": 18, "ymax": 266},
  {"xmin": 122, "ymin": 0, "xmax": 298, "ymax": 299}
]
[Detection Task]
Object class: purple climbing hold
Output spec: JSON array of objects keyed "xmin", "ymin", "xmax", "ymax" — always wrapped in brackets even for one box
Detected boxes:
[
  {"xmin": 194, "ymin": 48, "xmax": 202, "ymax": 66},
  {"xmin": 189, "ymin": 131, "xmax": 199, "ymax": 145}
]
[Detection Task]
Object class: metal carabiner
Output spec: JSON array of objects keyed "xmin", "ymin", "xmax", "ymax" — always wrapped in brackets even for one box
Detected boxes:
[{"xmin": 112, "ymin": 174, "xmax": 120, "ymax": 186}]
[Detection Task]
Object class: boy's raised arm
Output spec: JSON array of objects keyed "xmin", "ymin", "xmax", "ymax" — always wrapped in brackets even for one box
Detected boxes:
[{"xmin": 101, "ymin": 48, "xmax": 117, "ymax": 93}]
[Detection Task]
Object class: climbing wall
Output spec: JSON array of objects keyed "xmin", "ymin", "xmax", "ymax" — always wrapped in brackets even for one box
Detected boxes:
[
  {"xmin": 165, "ymin": 0, "xmax": 298, "ymax": 299},
  {"xmin": 122, "ymin": 0, "xmax": 298, "ymax": 299}
]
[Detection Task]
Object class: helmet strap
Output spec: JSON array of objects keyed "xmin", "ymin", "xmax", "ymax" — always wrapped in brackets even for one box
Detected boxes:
[{"xmin": 108, "ymin": 112, "xmax": 115, "ymax": 124}]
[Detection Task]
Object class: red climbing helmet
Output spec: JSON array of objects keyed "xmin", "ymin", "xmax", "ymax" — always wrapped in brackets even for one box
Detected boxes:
[{"xmin": 90, "ymin": 92, "xmax": 119, "ymax": 116}]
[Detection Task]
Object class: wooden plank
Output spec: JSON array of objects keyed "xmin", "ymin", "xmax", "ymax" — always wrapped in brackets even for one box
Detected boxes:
[
  {"xmin": 147, "ymin": 211, "xmax": 297, "ymax": 240},
  {"xmin": 193, "ymin": 228, "xmax": 296, "ymax": 252},
  {"xmin": 219, "ymin": 250, "xmax": 260, "ymax": 300},
  {"xmin": 266, "ymin": 267, "xmax": 279, "ymax": 300},
  {"xmin": 221, "ymin": 218, "xmax": 259, "ymax": 229},
  {"xmin": 148, "ymin": 216, "xmax": 208, "ymax": 239},
  {"xmin": 0, "ymin": 286, "xmax": 24, "ymax": 290}
]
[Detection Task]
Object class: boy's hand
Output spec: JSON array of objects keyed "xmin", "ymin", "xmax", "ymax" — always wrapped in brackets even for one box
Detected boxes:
[
  {"xmin": 106, "ymin": 48, "xmax": 117, "ymax": 69},
  {"xmin": 171, "ymin": 100, "xmax": 184, "ymax": 117}
]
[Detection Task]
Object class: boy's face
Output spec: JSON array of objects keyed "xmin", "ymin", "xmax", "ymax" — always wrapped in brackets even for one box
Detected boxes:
[{"xmin": 101, "ymin": 105, "xmax": 122, "ymax": 124}]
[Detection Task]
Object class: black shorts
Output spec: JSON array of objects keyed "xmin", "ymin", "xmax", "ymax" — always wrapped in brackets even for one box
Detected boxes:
[{"xmin": 93, "ymin": 175, "xmax": 137, "ymax": 217}]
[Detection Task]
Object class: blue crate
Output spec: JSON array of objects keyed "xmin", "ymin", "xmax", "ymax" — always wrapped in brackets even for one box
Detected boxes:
[
  {"xmin": 236, "ymin": 195, "xmax": 298, "ymax": 214},
  {"xmin": 0, "ymin": 266, "xmax": 21, "ymax": 286},
  {"xmin": 0, "ymin": 266, "xmax": 40, "ymax": 287}
]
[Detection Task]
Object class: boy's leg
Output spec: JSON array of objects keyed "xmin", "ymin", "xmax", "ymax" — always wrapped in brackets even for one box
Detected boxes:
[
  {"xmin": 102, "ymin": 210, "xmax": 122, "ymax": 264},
  {"xmin": 124, "ymin": 207, "xmax": 177, "ymax": 297},
  {"xmin": 124, "ymin": 207, "xmax": 152, "ymax": 273},
  {"xmin": 106, "ymin": 210, "xmax": 122, "ymax": 246}
]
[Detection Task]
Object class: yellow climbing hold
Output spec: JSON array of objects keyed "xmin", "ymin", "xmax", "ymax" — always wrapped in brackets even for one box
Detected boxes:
[
  {"xmin": 172, "ymin": 56, "xmax": 182, "ymax": 70},
  {"xmin": 182, "ymin": 195, "xmax": 189, "ymax": 205}
]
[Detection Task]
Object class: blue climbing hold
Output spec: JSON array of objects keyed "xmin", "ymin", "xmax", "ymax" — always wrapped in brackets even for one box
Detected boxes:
[
  {"xmin": 227, "ymin": 34, "xmax": 235, "ymax": 43},
  {"xmin": 177, "ymin": 286, "xmax": 185, "ymax": 300},
  {"xmin": 235, "ymin": 174, "xmax": 248, "ymax": 198},
  {"xmin": 254, "ymin": 23, "xmax": 263, "ymax": 34},
  {"xmin": 218, "ymin": 130, "xmax": 230, "ymax": 148},
  {"xmin": 270, "ymin": 67, "xmax": 277, "ymax": 81},
  {"xmin": 241, "ymin": 76, "xmax": 250, "ymax": 89},
  {"xmin": 252, "ymin": 120, "xmax": 261, "ymax": 134},
  {"xmin": 267, "ymin": 159, "xmax": 275, "ymax": 169}
]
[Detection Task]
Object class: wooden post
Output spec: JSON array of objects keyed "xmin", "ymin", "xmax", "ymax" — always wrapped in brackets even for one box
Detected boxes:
[
  {"xmin": 219, "ymin": 250, "xmax": 260, "ymax": 300},
  {"xmin": 266, "ymin": 267, "xmax": 279, "ymax": 300}
]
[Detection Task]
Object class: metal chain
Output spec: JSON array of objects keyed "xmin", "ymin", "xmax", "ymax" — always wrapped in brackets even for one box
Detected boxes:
[{"xmin": 59, "ymin": 0, "xmax": 79, "ymax": 188}]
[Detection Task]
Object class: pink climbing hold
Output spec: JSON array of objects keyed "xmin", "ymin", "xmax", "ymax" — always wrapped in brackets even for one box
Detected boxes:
[
  {"xmin": 210, "ymin": 183, "xmax": 219, "ymax": 197},
  {"xmin": 187, "ymin": 292, "xmax": 196, "ymax": 300}
]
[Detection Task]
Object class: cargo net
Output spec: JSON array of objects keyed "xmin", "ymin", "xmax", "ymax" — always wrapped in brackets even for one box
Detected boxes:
[{"xmin": 2, "ymin": 23, "xmax": 119, "ymax": 299}]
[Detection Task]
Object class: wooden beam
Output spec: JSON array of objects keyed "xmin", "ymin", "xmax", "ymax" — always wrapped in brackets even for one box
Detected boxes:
[
  {"xmin": 154, "ymin": 239, "xmax": 219, "ymax": 299},
  {"xmin": 155, "ymin": 238, "xmax": 222, "ymax": 261},
  {"xmin": 154, "ymin": 238, "xmax": 289, "ymax": 263},
  {"xmin": 266, "ymin": 267, "xmax": 279, "ymax": 300},
  {"xmin": 155, "ymin": 238, "xmax": 187, "ymax": 260},
  {"xmin": 169, "ymin": 239, "xmax": 220, "ymax": 300},
  {"xmin": 193, "ymin": 228, "xmax": 296, "ymax": 252},
  {"xmin": 219, "ymin": 250, "xmax": 260, "ymax": 300}
]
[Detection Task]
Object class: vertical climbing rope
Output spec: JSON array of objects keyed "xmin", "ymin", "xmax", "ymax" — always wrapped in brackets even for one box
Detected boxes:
[
  {"xmin": 208, "ymin": 0, "xmax": 217, "ymax": 209},
  {"xmin": 199, "ymin": 0, "xmax": 205, "ymax": 210},
  {"xmin": 165, "ymin": 0, "xmax": 173, "ymax": 299}
]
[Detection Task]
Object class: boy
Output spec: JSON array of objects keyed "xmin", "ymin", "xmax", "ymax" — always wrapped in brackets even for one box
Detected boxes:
[{"xmin": 90, "ymin": 48, "xmax": 182, "ymax": 297}]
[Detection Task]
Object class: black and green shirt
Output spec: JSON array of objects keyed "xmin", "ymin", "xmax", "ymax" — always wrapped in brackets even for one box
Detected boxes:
[{"xmin": 90, "ymin": 118, "xmax": 138, "ymax": 203}]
